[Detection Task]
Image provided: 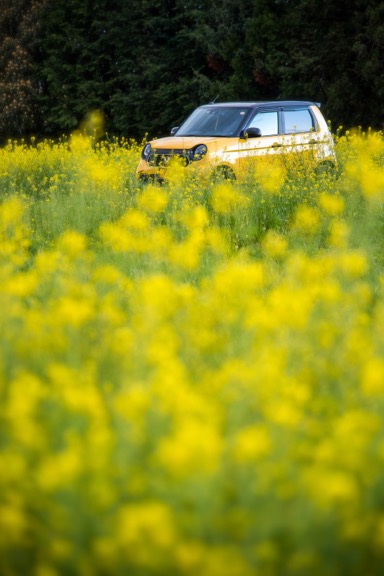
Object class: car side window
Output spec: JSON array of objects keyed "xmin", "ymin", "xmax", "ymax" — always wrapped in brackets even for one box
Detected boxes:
[
  {"xmin": 247, "ymin": 111, "xmax": 279, "ymax": 136},
  {"xmin": 284, "ymin": 108, "xmax": 315, "ymax": 134}
]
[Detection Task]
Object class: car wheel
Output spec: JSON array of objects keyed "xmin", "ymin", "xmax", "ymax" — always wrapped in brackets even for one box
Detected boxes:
[
  {"xmin": 139, "ymin": 174, "xmax": 164, "ymax": 185},
  {"xmin": 210, "ymin": 166, "xmax": 236, "ymax": 183},
  {"xmin": 315, "ymin": 161, "xmax": 337, "ymax": 178}
]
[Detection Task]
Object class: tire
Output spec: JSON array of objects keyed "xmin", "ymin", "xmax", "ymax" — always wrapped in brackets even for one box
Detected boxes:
[
  {"xmin": 315, "ymin": 161, "xmax": 337, "ymax": 178},
  {"xmin": 209, "ymin": 165, "xmax": 236, "ymax": 183},
  {"xmin": 139, "ymin": 174, "xmax": 164, "ymax": 185}
]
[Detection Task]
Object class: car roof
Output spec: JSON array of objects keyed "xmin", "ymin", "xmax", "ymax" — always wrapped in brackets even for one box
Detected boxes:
[{"xmin": 202, "ymin": 100, "xmax": 320, "ymax": 108}]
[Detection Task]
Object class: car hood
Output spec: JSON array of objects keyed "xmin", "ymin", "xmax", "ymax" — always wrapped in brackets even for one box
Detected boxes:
[{"xmin": 150, "ymin": 136, "xmax": 220, "ymax": 149}]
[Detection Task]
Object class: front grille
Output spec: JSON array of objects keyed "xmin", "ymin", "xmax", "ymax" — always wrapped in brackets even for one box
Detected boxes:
[{"xmin": 149, "ymin": 148, "xmax": 191, "ymax": 167}]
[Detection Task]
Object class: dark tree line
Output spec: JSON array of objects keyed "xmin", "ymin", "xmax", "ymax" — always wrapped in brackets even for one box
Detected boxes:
[
  {"xmin": 0, "ymin": 0, "xmax": 48, "ymax": 136},
  {"xmin": 1, "ymin": 0, "xmax": 384, "ymax": 140}
]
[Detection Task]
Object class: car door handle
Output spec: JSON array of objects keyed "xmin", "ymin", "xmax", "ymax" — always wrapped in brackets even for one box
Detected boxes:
[{"xmin": 271, "ymin": 142, "xmax": 282, "ymax": 148}]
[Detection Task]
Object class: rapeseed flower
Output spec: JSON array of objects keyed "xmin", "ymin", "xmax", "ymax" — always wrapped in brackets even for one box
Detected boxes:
[
  {"xmin": 292, "ymin": 205, "xmax": 320, "ymax": 235},
  {"xmin": 234, "ymin": 424, "xmax": 271, "ymax": 462},
  {"xmin": 328, "ymin": 219, "xmax": 349, "ymax": 248},
  {"xmin": 84, "ymin": 156, "xmax": 122, "ymax": 190},
  {"xmin": 137, "ymin": 183, "xmax": 168, "ymax": 213},
  {"xmin": 57, "ymin": 230, "xmax": 87, "ymax": 258},
  {"xmin": 2, "ymin": 130, "xmax": 384, "ymax": 575},
  {"xmin": 156, "ymin": 418, "xmax": 222, "ymax": 477},
  {"xmin": 257, "ymin": 161, "xmax": 285, "ymax": 194},
  {"xmin": 211, "ymin": 182, "xmax": 249, "ymax": 214},
  {"xmin": 261, "ymin": 229, "xmax": 288, "ymax": 259},
  {"xmin": 361, "ymin": 357, "xmax": 384, "ymax": 395},
  {"xmin": 318, "ymin": 191, "xmax": 345, "ymax": 216}
]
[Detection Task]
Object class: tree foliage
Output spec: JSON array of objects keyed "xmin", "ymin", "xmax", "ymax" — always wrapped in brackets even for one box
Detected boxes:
[
  {"xmin": 1, "ymin": 0, "xmax": 383, "ymax": 139},
  {"xmin": 0, "ymin": 0, "xmax": 47, "ymax": 137}
]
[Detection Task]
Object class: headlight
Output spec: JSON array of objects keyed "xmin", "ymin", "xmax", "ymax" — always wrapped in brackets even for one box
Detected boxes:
[
  {"xmin": 191, "ymin": 144, "xmax": 207, "ymax": 162},
  {"xmin": 142, "ymin": 143, "xmax": 152, "ymax": 161}
]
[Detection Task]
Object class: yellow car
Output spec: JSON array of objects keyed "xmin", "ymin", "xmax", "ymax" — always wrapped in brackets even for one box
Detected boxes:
[{"xmin": 136, "ymin": 100, "xmax": 336, "ymax": 182}]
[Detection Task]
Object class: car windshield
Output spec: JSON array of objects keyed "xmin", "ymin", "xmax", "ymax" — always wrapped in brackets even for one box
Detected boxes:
[{"xmin": 176, "ymin": 106, "xmax": 250, "ymax": 137}]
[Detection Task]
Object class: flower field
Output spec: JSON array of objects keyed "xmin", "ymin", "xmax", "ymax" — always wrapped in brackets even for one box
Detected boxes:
[{"xmin": 1, "ymin": 129, "xmax": 384, "ymax": 575}]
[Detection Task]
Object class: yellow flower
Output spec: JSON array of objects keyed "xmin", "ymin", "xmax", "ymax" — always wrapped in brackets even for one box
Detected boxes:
[
  {"xmin": 165, "ymin": 155, "xmax": 187, "ymax": 185},
  {"xmin": 264, "ymin": 400, "xmax": 301, "ymax": 428},
  {"xmin": 155, "ymin": 418, "xmax": 222, "ymax": 478},
  {"xmin": 137, "ymin": 184, "xmax": 168, "ymax": 213},
  {"xmin": 5, "ymin": 372, "xmax": 46, "ymax": 448},
  {"xmin": 261, "ymin": 230, "xmax": 288, "ymax": 258},
  {"xmin": 318, "ymin": 192, "xmax": 344, "ymax": 216},
  {"xmin": 212, "ymin": 258, "xmax": 265, "ymax": 296},
  {"xmin": 178, "ymin": 205, "xmax": 209, "ymax": 230},
  {"xmin": 3, "ymin": 270, "xmax": 38, "ymax": 297},
  {"xmin": 57, "ymin": 230, "xmax": 87, "ymax": 258},
  {"xmin": 197, "ymin": 545, "xmax": 253, "ymax": 576},
  {"xmin": 233, "ymin": 424, "xmax": 271, "ymax": 462},
  {"xmin": 69, "ymin": 132, "xmax": 91, "ymax": 151},
  {"xmin": 71, "ymin": 110, "xmax": 105, "ymax": 149},
  {"xmin": 258, "ymin": 161, "xmax": 285, "ymax": 194},
  {"xmin": 211, "ymin": 182, "xmax": 249, "ymax": 214},
  {"xmin": 35, "ymin": 565, "xmax": 60, "ymax": 576},
  {"xmin": 93, "ymin": 538, "xmax": 118, "ymax": 571},
  {"xmin": 0, "ymin": 504, "xmax": 26, "ymax": 543},
  {"xmin": 84, "ymin": 156, "xmax": 122, "ymax": 189},
  {"xmin": 328, "ymin": 220, "xmax": 349, "ymax": 248},
  {"xmin": 36, "ymin": 447, "xmax": 82, "ymax": 491},
  {"xmin": 168, "ymin": 230, "xmax": 205, "ymax": 270},
  {"xmin": 117, "ymin": 501, "xmax": 176, "ymax": 566},
  {"xmin": 304, "ymin": 468, "xmax": 359, "ymax": 510},
  {"xmin": 292, "ymin": 205, "xmax": 320, "ymax": 235},
  {"xmin": 119, "ymin": 209, "xmax": 150, "ymax": 231},
  {"xmin": 82, "ymin": 109, "xmax": 105, "ymax": 140},
  {"xmin": 99, "ymin": 222, "xmax": 132, "ymax": 252},
  {"xmin": 338, "ymin": 250, "xmax": 368, "ymax": 279},
  {"xmin": 99, "ymin": 209, "xmax": 151, "ymax": 253},
  {"xmin": 113, "ymin": 384, "xmax": 150, "ymax": 442},
  {"xmin": 54, "ymin": 296, "xmax": 94, "ymax": 327},
  {"xmin": 0, "ymin": 197, "xmax": 30, "ymax": 265},
  {"xmin": 361, "ymin": 357, "xmax": 384, "ymax": 395}
]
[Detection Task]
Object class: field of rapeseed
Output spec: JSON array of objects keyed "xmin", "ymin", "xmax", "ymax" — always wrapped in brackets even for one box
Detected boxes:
[{"xmin": 1, "ymin": 127, "xmax": 384, "ymax": 576}]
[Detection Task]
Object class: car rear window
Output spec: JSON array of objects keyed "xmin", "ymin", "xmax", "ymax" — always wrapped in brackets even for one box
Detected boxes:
[{"xmin": 284, "ymin": 108, "xmax": 315, "ymax": 134}]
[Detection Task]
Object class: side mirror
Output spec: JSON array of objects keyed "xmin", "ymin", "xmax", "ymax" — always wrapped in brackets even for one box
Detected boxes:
[
  {"xmin": 170, "ymin": 126, "xmax": 179, "ymax": 136},
  {"xmin": 245, "ymin": 127, "xmax": 262, "ymax": 138}
]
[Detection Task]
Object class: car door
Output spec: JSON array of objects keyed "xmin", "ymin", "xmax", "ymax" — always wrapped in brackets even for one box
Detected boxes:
[
  {"xmin": 280, "ymin": 106, "xmax": 320, "ymax": 163},
  {"xmin": 237, "ymin": 108, "xmax": 285, "ymax": 175}
]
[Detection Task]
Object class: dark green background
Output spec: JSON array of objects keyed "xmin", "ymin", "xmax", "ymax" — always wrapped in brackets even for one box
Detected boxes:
[{"xmin": 1, "ymin": 0, "xmax": 383, "ymax": 140}]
